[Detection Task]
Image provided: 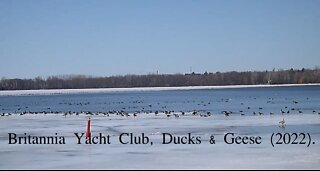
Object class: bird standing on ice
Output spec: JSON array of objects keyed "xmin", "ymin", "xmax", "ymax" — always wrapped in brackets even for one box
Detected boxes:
[{"xmin": 279, "ymin": 118, "xmax": 286, "ymax": 128}]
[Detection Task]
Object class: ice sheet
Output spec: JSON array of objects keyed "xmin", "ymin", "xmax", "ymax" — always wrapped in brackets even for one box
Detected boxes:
[{"xmin": 0, "ymin": 113, "xmax": 319, "ymax": 169}]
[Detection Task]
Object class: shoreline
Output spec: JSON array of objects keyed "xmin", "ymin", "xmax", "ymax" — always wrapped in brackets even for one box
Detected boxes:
[{"xmin": 0, "ymin": 83, "xmax": 319, "ymax": 96}]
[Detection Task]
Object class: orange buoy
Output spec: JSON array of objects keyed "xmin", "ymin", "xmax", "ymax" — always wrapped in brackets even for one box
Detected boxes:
[{"xmin": 86, "ymin": 117, "xmax": 91, "ymax": 140}]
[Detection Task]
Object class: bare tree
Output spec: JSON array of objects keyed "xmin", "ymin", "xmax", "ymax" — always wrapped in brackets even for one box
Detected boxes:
[{"xmin": 0, "ymin": 68, "xmax": 319, "ymax": 90}]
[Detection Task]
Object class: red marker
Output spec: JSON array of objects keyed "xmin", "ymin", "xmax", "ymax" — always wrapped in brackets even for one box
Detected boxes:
[{"xmin": 86, "ymin": 117, "xmax": 91, "ymax": 140}]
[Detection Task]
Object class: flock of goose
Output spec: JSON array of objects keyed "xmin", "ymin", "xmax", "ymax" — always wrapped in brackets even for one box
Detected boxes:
[
  {"xmin": 1, "ymin": 105, "xmax": 319, "ymax": 118},
  {"xmin": 1, "ymin": 98, "xmax": 319, "ymax": 128}
]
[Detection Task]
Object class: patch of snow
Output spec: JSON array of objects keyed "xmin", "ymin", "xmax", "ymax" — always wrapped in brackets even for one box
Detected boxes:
[
  {"xmin": 0, "ymin": 113, "xmax": 319, "ymax": 169},
  {"xmin": 0, "ymin": 83, "xmax": 319, "ymax": 96}
]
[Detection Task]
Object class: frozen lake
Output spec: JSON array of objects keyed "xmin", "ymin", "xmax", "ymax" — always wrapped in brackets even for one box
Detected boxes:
[{"xmin": 0, "ymin": 85, "xmax": 319, "ymax": 169}]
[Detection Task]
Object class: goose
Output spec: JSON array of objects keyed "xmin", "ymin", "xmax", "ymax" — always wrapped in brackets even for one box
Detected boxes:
[
  {"xmin": 222, "ymin": 111, "xmax": 230, "ymax": 116},
  {"xmin": 192, "ymin": 111, "xmax": 197, "ymax": 115},
  {"xmin": 207, "ymin": 112, "xmax": 211, "ymax": 116}
]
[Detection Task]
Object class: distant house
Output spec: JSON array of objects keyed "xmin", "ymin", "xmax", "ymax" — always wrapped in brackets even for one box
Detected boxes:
[{"xmin": 185, "ymin": 72, "xmax": 202, "ymax": 76}]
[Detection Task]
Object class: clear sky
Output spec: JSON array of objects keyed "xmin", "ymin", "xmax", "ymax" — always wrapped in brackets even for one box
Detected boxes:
[{"xmin": 0, "ymin": 0, "xmax": 319, "ymax": 79}]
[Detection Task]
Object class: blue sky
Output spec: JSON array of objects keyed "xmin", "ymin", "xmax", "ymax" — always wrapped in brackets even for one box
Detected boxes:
[{"xmin": 0, "ymin": 0, "xmax": 319, "ymax": 78}]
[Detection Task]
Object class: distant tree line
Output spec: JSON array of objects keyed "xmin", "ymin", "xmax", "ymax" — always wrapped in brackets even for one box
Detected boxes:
[{"xmin": 0, "ymin": 68, "xmax": 320, "ymax": 90}]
